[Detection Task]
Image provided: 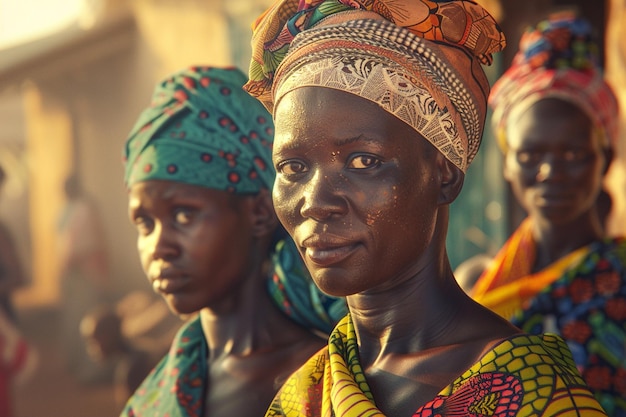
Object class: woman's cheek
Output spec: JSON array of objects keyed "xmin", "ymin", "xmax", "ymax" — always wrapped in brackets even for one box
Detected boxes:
[{"xmin": 272, "ymin": 183, "xmax": 298, "ymax": 231}]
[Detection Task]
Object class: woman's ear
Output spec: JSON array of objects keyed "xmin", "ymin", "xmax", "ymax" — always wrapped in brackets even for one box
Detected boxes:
[
  {"xmin": 502, "ymin": 152, "xmax": 514, "ymax": 183},
  {"xmin": 438, "ymin": 157, "xmax": 465, "ymax": 205},
  {"xmin": 249, "ymin": 188, "xmax": 279, "ymax": 238},
  {"xmin": 602, "ymin": 147, "xmax": 614, "ymax": 175}
]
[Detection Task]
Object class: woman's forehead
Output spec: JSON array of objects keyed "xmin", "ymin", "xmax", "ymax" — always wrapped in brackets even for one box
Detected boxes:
[
  {"xmin": 274, "ymin": 87, "xmax": 410, "ymax": 132},
  {"xmin": 507, "ymin": 98, "xmax": 593, "ymax": 144}
]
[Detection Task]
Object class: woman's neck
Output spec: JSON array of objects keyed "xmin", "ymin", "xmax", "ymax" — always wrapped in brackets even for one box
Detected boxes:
[
  {"xmin": 531, "ymin": 213, "xmax": 603, "ymax": 271},
  {"xmin": 347, "ymin": 229, "xmax": 471, "ymax": 366},
  {"xmin": 199, "ymin": 260, "xmax": 290, "ymax": 361}
]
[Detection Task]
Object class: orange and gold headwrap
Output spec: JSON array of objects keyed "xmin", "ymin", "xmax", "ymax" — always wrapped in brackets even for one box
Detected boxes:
[
  {"xmin": 489, "ymin": 13, "xmax": 619, "ymax": 152},
  {"xmin": 244, "ymin": 0, "xmax": 506, "ymax": 172}
]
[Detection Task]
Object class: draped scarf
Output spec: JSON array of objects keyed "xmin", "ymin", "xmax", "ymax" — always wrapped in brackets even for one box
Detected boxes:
[
  {"xmin": 267, "ymin": 314, "xmax": 606, "ymax": 416},
  {"xmin": 471, "ymin": 218, "xmax": 592, "ymax": 319}
]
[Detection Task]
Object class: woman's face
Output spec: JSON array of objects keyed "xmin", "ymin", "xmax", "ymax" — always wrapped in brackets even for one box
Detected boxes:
[
  {"xmin": 272, "ymin": 87, "xmax": 445, "ymax": 297},
  {"xmin": 504, "ymin": 98, "xmax": 607, "ymax": 225},
  {"xmin": 128, "ymin": 180, "xmax": 255, "ymax": 315}
]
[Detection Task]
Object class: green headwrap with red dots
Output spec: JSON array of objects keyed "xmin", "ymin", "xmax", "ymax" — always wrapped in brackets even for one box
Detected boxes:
[{"xmin": 124, "ymin": 66, "xmax": 275, "ymax": 193}]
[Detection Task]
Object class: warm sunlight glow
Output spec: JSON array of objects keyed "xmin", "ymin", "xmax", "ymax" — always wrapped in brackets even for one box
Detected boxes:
[{"xmin": 0, "ymin": 0, "xmax": 83, "ymax": 49}]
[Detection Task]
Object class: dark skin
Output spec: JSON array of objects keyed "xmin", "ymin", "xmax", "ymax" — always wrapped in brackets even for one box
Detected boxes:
[
  {"xmin": 504, "ymin": 98, "xmax": 611, "ymax": 272},
  {"xmin": 273, "ymin": 87, "xmax": 519, "ymax": 415},
  {"xmin": 127, "ymin": 181, "xmax": 325, "ymax": 417}
]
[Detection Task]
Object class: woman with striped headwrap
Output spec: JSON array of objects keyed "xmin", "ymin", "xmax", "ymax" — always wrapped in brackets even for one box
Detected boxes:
[
  {"xmin": 120, "ymin": 66, "xmax": 346, "ymax": 417},
  {"xmin": 245, "ymin": 1, "xmax": 607, "ymax": 416},
  {"xmin": 472, "ymin": 13, "xmax": 626, "ymax": 416}
]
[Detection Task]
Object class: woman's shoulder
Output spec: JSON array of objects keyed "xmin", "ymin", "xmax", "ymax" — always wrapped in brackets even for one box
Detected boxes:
[
  {"xmin": 573, "ymin": 236, "xmax": 626, "ymax": 277},
  {"xmin": 444, "ymin": 333, "xmax": 607, "ymax": 416},
  {"xmin": 478, "ymin": 333, "xmax": 580, "ymax": 372},
  {"xmin": 121, "ymin": 314, "xmax": 206, "ymax": 416},
  {"xmin": 275, "ymin": 344, "xmax": 329, "ymax": 387},
  {"xmin": 592, "ymin": 236, "xmax": 626, "ymax": 257}
]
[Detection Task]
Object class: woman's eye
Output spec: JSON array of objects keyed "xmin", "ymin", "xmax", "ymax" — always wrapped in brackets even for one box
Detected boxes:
[
  {"xmin": 563, "ymin": 149, "xmax": 588, "ymax": 162},
  {"xmin": 516, "ymin": 151, "xmax": 541, "ymax": 165},
  {"xmin": 174, "ymin": 209, "xmax": 193, "ymax": 225},
  {"xmin": 348, "ymin": 154, "xmax": 380, "ymax": 169},
  {"xmin": 277, "ymin": 160, "xmax": 307, "ymax": 175},
  {"xmin": 133, "ymin": 216, "xmax": 153, "ymax": 234}
]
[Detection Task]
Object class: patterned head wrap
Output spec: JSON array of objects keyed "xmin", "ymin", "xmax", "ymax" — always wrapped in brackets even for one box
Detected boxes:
[
  {"xmin": 123, "ymin": 66, "xmax": 346, "ymax": 334},
  {"xmin": 489, "ymin": 13, "xmax": 619, "ymax": 151},
  {"xmin": 244, "ymin": 0, "xmax": 506, "ymax": 172},
  {"xmin": 124, "ymin": 66, "xmax": 274, "ymax": 193}
]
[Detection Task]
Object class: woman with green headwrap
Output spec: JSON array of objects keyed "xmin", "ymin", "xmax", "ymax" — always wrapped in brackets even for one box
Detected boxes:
[
  {"xmin": 244, "ymin": 0, "xmax": 608, "ymax": 415},
  {"xmin": 121, "ymin": 66, "xmax": 346, "ymax": 417}
]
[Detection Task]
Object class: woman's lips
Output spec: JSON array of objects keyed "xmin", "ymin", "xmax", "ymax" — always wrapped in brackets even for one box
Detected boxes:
[
  {"xmin": 152, "ymin": 276, "xmax": 188, "ymax": 294},
  {"xmin": 536, "ymin": 192, "xmax": 573, "ymax": 206},
  {"xmin": 304, "ymin": 243, "xmax": 359, "ymax": 266}
]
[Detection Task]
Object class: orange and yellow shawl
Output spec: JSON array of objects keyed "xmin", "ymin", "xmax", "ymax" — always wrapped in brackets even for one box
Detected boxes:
[
  {"xmin": 266, "ymin": 314, "xmax": 606, "ymax": 416},
  {"xmin": 471, "ymin": 218, "xmax": 590, "ymax": 320}
]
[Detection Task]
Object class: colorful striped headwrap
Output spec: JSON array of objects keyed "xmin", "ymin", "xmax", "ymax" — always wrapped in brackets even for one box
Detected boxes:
[
  {"xmin": 123, "ymin": 66, "xmax": 346, "ymax": 334},
  {"xmin": 245, "ymin": 0, "xmax": 506, "ymax": 172},
  {"xmin": 489, "ymin": 12, "xmax": 619, "ymax": 152}
]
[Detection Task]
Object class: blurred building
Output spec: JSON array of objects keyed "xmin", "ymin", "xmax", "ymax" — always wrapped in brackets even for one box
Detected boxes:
[{"xmin": 0, "ymin": 0, "xmax": 273, "ymax": 308}]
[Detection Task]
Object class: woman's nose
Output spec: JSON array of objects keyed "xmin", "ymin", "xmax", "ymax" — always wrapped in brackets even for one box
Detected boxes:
[
  {"xmin": 535, "ymin": 154, "xmax": 565, "ymax": 182},
  {"xmin": 536, "ymin": 161, "xmax": 551, "ymax": 182},
  {"xmin": 149, "ymin": 223, "xmax": 180, "ymax": 260},
  {"xmin": 300, "ymin": 170, "xmax": 347, "ymax": 220}
]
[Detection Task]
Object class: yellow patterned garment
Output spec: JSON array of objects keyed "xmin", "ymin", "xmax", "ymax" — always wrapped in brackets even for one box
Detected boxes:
[{"xmin": 267, "ymin": 315, "xmax": 607, "ymax": 417}]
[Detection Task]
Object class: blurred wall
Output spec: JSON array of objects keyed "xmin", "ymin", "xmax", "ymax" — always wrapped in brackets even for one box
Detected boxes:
[{"xmin": 605, "ymin": 0, "xmax": 626, "ymax": 237}]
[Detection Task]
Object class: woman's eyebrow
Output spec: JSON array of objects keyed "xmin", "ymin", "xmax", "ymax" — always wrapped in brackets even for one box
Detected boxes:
[{"xmin": 335, "ymin": 134, "xmax": 379, "ymax": 147}]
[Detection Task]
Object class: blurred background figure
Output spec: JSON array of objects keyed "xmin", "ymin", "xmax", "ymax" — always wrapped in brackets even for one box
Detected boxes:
[
  {"xmin": 454, "ymin": 253, "xmax": 493, "ymax": 294},
  {"xmin": 57, "ymin": 173, "xmax": 112, "ymax": 383},
  {"xmin": 121, "ymin": 66, "xmax": 344, "ymax": 416},
  {"xmin": 80, "ymin": 294, "xmax": 174, "ymax": 411},
  {"xmin": 113, "ymin": 290, "xmax": 182, "ymax": 349},
  {"xmin": 0, "ymin": 165, "xmax": 25, "ymax": 323},
  {"xmin": 0, "ymin": 306, "xmax": 37, "ymax": 417},
  {"xmin": 472, "ymin": 13, "xmax": 626, "ymax": 415}
]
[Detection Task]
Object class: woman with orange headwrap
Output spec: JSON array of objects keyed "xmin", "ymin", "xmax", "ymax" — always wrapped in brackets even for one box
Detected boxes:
[
  {"xmin": 246, "ymin": 1, "xmax": 607, "ymax": 415},
  {"xmin": 472, "ymin": 13, "xmax": 625, "ymax": 415}
]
